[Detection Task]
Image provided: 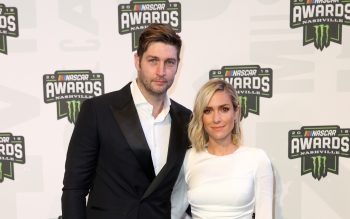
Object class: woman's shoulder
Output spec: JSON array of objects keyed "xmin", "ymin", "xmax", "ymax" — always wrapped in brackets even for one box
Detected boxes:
[
  {"xmin": 185, "ymin": 146, "xmax": 202, "ymax": 159},
  {"xmin": 183, "ymin": 146, "xmax": 207, "ymax": 166},
  {"xmin": 240, "ymin": 147, "xmax": 273, "ymax": 176},
  {"xmin": 238, "ymin": 146, "xmax": 270, "ymax": 160}
]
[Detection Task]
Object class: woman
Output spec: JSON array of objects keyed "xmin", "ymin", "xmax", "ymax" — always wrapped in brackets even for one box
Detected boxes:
[{"xmin": 172, "ymin": 79, "xmax": 273, "ymax": 219}]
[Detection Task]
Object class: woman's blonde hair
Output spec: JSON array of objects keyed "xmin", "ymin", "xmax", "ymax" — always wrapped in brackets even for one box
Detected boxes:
[{"xmin": 188, "ymin": 79, "xmax": 242, "ymax": 151}]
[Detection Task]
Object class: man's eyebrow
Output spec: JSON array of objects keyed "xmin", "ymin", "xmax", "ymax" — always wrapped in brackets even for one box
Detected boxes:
[
  {"xmin": 145, "ymin": 55, "xmax": 159, "ymax": 59},
  {"xmin": 166, "ymin": 58, "xmax": 177, "ymax": 61}
]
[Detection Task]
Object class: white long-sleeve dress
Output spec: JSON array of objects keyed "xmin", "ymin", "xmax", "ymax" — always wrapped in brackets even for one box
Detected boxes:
[{"xmin": 171, "ymin": 146, "xmax": 273, "ymax": 219}]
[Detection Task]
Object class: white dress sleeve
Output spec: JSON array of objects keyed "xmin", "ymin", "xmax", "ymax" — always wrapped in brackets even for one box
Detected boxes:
[
  {"xmin": 254, "ymin": 150, "xmax": 274, "ymax": 219},
  {"xmin": 171, "ymin": 164, "xmax": 190, "ymax": 219}
]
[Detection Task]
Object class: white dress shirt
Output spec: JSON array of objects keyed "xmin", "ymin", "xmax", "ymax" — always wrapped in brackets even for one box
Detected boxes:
[
  {"xmin": 130, "ymin": 80, "xmax": 171, "ymax": 175},
  {"xmin": 131, "ymin": 81, "xmax": 188, "ymax": 218}
]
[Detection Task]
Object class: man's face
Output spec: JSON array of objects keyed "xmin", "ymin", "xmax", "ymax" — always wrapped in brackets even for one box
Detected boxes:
[{"xmin": 134, "ymin": 42, "xmax": 179, "ymax": 97}]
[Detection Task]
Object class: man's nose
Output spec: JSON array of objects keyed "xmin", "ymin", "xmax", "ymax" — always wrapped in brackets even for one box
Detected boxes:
[{"xmin": 156, "ymin": 62, "xmax": 166, "ymax": 76}]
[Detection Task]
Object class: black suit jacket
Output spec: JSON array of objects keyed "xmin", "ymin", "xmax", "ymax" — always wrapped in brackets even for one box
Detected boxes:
[{"xmin": 62, "ymin": 83, "xmax": 191, "ymax": 219}]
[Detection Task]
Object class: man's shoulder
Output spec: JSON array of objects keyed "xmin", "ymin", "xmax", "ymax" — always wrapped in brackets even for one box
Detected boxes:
[
  {"xmin": 170, "ymin": 99, "xmax": 191, "ymax": 115},
  {"xmin": 83, "ymin": 83, "xmax": 132, "ymax": 109},
  {"xmin": 91, "ymin": 83, "xmax": 131, "ymax": 101}
]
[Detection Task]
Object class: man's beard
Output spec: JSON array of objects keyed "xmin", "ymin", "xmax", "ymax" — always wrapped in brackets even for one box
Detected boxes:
[
  {"xmin": 138, "ymin": 73, "xmax": 174, "ymax": 96},
  {"xmin": 143, "ymin": 78, "xmax": 173, "ymax": 96}
]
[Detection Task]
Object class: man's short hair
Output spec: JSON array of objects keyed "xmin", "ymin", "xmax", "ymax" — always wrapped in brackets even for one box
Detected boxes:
[{"xmin": 137, "ymin": 23, "xmax": 182, "ymax": 60}]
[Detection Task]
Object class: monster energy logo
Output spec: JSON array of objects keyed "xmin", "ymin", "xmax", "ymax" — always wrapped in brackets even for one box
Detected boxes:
[
  {"xmin": 118, "ymin": 0, "xmax": 181, "ymax": 51},
  {"xmin": 239, "ymin": 96, "xmax": 248, "ymax": 118},
  {"xmin": 0, "ymin": 4, "xmax": 19, "ymax": 54},
  {"xmin": 0, "ymin": 133, "xmax": 25, "ymax": 183},
  {"xmin": 288, "ymin": 126, "xmax": 350, "ymax": 180},
  {"xmin": 67, "ymin": 100, "xmax": 81, "ymax": 124},
  {"xmin": 314, "ymin": 24, "xmax": 330, "ymax": 51},
  {"xmin": 312, "ymin": 155, "xmax": 327, "ymax": 180},
  {"xmin": 290, "ymin": 0, "xmax": 350, "ymax": 50},
  {"xmin": 209, "ymin": 65, "xmax": 273, "ymax": 119},
  {"xmin": 0, "ymin": 35, "xmax": 6, "ymax": 54},
  {"xmin": 43, "ymin": 70, "xmax": 104, "ymax": 124},
  {"xmin": 0, "ymin": 162, "xmax": 3, "ymax": 182}
]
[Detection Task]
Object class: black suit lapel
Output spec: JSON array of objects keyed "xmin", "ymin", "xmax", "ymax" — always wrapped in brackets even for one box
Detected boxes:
[
  {"xmin": 111, "ymin": 84, "xmax": 155, "ymax": 182},
  {"xmin": 142, "ymin": 105, "xmax": 186, "ymax": 199}
]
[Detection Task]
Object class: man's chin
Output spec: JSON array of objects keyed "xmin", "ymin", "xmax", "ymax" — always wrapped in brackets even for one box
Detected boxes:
[
  {"xmin": 152, "ymin": 89, "xmax": 167, "ymax": 96},
  {"xmin": 151, "ymin": 85, "xmax": 169, "ymax": 95}
]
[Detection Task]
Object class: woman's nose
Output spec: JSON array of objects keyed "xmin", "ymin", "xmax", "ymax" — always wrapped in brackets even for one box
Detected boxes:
[{"xmin": 213, "ymin": 111, "xmax": 221, "ymax": 123}]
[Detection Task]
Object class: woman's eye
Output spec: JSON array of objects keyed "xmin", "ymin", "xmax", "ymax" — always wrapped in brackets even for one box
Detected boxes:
[
  {"xmin": 203, "ymin": 109, "xmax": 211, "ymax": 114},
  {"xmin": 222, "ymin": 107, "xmax": 230, "ymax": 112}
]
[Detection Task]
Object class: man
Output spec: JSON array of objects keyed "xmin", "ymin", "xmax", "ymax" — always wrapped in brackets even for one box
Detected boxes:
[{"xmin": 61, "ymin": 23, "xmax": 191, "ymax": 219}]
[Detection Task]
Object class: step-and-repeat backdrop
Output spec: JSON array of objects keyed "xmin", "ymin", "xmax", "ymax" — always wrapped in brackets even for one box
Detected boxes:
[{"xmin": 1, "ymin": 0, "xmax": 350, "ymax": 218}]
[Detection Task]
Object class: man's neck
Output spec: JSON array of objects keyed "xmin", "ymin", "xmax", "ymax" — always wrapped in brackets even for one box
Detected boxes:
[
  {"xmin": 151, "ymin": 99, "xmax": 165, "ymax": 118},
  {"xmin": 136, "ymin": 81, "xmax": 167, "ymax": 118}
]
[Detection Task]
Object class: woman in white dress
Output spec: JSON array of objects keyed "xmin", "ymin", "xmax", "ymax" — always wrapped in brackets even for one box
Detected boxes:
[{"xmin": 172, "ymin": 79, "xmax": 273, "ymax": 219}]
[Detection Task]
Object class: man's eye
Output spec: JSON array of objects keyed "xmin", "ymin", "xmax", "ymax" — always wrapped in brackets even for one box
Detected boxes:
[
  {"xmin": 149, "ymin": 59, "xmax": 158, "ymax": 64},
  {"xmin": 166, "ymin": 60, "xmax": 176, "ymax": 66}
]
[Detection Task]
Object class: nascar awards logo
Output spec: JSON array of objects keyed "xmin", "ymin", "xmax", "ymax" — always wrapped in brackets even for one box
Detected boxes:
[
  {"xmin": 288, "ymin": 125, "xmax": 350, "ymax": 180},
  {"xmin": 43, "ymin": 70, "xmax": 104, "ymax": 124},
  {"xmin": 209, "ymin": 65, "xmax": 273, "ymax": 119},
  {"xmin": 290, "ymin": 0, "xmax": 350, "ymax": 50},
  {"xmin": 0, "ymin": 133, "xmax": 25, "ymax": 183},
  {"xmin": 0, "ymin": 4, "xmax": 19, "ymax": 54},
  {"xmin": 118, "ymin": 0, "xmax": 181, "ymax": 51}
]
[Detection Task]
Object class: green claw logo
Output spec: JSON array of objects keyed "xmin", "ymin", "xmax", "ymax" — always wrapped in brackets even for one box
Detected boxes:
[
  {"xmin": 314, "ymin": 24, "xmax": 330, "ymax": 51},
  {"xmin": 0, "ymin": 162, "xmax": 3, "ymax": 183},
  {"xmin": 67, "ymin": 100, "xmax": 81, "ymax": 124},
  {"xmin": 312, "ymin": 155, "xmax": 327, "ymax": 180},
  {"xmin": 288, "ymin": 126, "xmax": 350, "ymax": 181},
  {"xmin": 209, "ymin": 65, "xmax": 273, "ymax": 119},
  {"xmin": 239, "ymin": 96, "xmax": 248, "ymax": 118},
  {"xmin": 0, "ymin": 4, "xmax": 19, "ymax": 55},
  {"xmin": 118, "ymin": 0, "xmax": 181, "ymax": 51},
  {"xmin": 290, "ymin": 0, "xmax": 350, "ymax": 50},
  {"xmin": 0, "ymin": 133, "xmax": 25, "ymax": 183},
  {"xmin": 43, "ymin": 70, "xmax": 104, "ymax": 124}
]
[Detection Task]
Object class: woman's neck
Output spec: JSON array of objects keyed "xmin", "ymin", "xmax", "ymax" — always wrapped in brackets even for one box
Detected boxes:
[{"xmin": 207, "ymin": 140, "xmax": 239, "ymax": 156}]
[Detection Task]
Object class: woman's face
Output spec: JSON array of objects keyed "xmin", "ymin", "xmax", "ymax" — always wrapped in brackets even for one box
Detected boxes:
[{"xmin": 202, "ymin": 90, "xmax": 238, "ymax": 145}]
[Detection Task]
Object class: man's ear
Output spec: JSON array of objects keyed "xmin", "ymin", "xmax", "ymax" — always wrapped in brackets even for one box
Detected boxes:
[{"xmin": 134, "ymin": 53, "xmax": 140, "ymax": 71}]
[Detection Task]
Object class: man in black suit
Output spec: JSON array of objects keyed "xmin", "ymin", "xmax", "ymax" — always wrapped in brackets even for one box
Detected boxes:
[{"xmin": 61, "ymin": 23, "xmax": 191, "ymax": 219}]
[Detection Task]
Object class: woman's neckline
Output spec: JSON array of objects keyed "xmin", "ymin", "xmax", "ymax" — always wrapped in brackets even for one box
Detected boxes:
[{"xmin": 205, "ymin": 145, "xmax": 241, "ymax": 157}]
